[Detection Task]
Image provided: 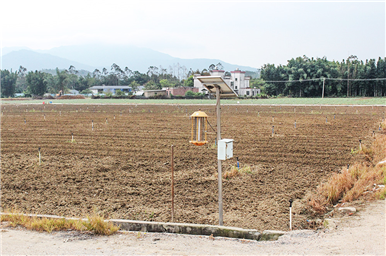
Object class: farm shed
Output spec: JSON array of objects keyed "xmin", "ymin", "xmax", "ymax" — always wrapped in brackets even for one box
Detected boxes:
[
  {"xmin": 143, "ymin": 90, "xmax": 167, "ymax": 98},
  {"xmin": 163, "ymin": 87, "xmax": 199, "ymax": 96}
]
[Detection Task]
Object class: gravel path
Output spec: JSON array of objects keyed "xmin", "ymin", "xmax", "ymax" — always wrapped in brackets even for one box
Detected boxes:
[{"xmin": 1, "ymin": 200, "xmax": 384, "ymax": 255}]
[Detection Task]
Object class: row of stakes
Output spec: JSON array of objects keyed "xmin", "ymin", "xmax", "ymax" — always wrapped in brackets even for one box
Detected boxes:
[{"xmin": 22, "ymin": 115, "xmax": 383, "ymax": 136}]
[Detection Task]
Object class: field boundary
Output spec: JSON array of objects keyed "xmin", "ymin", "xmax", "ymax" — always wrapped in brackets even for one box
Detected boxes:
[{"xmin": 1, "ymin": 97, "xmax": 386, "ymax": 106}]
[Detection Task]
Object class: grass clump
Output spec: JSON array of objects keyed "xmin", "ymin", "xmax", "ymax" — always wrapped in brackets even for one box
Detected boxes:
[
  {"xmin": 83, "ymin": 214, "xmax": 119, "ymax": 235},
  {"xmin": 223, "ymin": 165, "xmax": 252, "ymax": 179},
  {"xmin": 0, "ymin": 210, "xmax": 119, "ymax": 235}
]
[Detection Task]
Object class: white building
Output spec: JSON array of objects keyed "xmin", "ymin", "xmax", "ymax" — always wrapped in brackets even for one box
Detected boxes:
[
  {"xmin": 194, "ymin": 68, "xmax": 260, "ymax": 97},
  {"xmin": 89, "ymin": 85, "xmax": 132, "ymax": 95}
]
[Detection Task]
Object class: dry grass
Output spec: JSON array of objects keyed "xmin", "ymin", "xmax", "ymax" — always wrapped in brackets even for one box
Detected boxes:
[
  {"xmin": 223, "ymin": 165, "xmax": 252, "ymax": 179},
  {"xmin": 83, "ymin": 214, "xmax": 120, "ymax": 235},
  {"xmin": 0, "ymin": 209, "xmax": 119, "ymax": 235},
  {"xmin": 309, "ymin": 119, "xmax": 386, "ymax": 213}
]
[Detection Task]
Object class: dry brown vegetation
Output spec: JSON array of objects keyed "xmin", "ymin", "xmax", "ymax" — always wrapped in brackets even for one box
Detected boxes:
[
  {"xmin": 1, "ymin": 209, "xmax": 119, "ymax": 235},
  {"xmin": 309, "ymin": 119, "xmax": 386, "ymax": 213}
]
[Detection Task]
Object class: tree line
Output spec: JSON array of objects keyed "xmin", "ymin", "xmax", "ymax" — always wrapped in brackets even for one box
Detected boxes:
[
  {"xmin": 2, "ymin": 57, "xmax": 385, "ymax": 98},
  {"xmin": 0, "ymin": 63, "xmax": 203, "ymax": 97},
  {"xmin": 260, "ymin": 56, "xmax": 386, "ymax": 97}
]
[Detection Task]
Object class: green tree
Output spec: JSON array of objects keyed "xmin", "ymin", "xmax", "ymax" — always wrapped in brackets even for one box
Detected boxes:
[
  {"xmin": 80, "ymin": 88, "xmax": 92, "ymax": 94},
  {"xmin": 184, "ymin": 75, "xmax": 194, "ymax": 87},
  {"xmin": 160, "ymin": 79, "xmax": 176, "ymax": 88},
  {"xmin": 115, "ymin": 90, "xmax": 125, "ymax": 96},
  {"xmin": 144, "ymin": 80, "xmax": 160, "ymax": 90},
  {"xmin": 1, "ymin": 69, "xmax": 17, "ymax": 98},
  {"xmin": 16, "ymin": 66, "xmax": 28, "ymax": 93},
  {"xmin": 26, "ymin": 71, "xmax": 47, "ymax": 96},
  {"xmin": 129, "ymin": 81, "xmax": 140, "ymax": 93},
  {"xmin": 185, "ymin": 90, "xmax": 195, "ymax": 97},
  {"xmin": 55, "ymin": 68, "xmax": 69, "ymax": 93}
]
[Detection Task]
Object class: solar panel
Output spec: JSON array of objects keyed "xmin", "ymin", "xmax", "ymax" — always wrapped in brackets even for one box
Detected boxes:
[{"xmin": 196, "ymin": 76, "xmax": 238, "ymax": 98}]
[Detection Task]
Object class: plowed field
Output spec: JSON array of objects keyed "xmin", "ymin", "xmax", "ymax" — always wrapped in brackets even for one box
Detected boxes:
[{"xmin": 1, "ymin": 104, "xmax": 384, "ymax": 231}]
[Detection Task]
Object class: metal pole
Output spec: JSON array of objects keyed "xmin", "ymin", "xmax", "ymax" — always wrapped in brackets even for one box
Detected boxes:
[
  {"xmin": 171, "ymin": 145, "xmax": 175, "ymax": 222},
  {"xmin": 347, "ymin": 60, "xmax": 350, "ymax": 97},
  {"xmin": 322, "ymin": 78, "xmax": 325, "ymax": 98},
  {"xmin": 216, "ymin": 86, "xmax": 223, "ymax": 226}
]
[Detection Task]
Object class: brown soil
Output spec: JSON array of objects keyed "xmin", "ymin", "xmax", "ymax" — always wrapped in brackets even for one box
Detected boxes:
[{"xmin": 1, "ymin": 104, "xmax": 384, "ymax": 231}]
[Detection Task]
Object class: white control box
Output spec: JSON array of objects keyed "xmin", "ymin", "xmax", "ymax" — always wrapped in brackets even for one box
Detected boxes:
[{"xmin": 218, "ymin": 139, "xmax": 234, "ymax": 160}]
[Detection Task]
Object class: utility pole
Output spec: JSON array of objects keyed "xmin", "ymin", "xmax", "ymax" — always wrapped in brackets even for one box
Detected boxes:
[{"xmin": 347, "ymin": 55, "xmax": 358, "ymax": 97}]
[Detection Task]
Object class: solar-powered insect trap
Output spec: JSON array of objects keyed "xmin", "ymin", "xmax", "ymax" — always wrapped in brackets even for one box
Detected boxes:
[{"xmin": 189, "ymin": 110, "xmax": 208, "ymax": 146}]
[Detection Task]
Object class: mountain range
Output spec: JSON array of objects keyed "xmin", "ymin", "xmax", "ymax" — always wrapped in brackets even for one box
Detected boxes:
[{"xmin": 1, "ymin": 44, "xmax": 258, "ymax": 75}]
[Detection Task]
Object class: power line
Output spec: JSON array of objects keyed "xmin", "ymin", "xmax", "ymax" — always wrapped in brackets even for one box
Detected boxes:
[{"xmin": 263, "ymin": 78, "xmax": 386, "ymax": 83}]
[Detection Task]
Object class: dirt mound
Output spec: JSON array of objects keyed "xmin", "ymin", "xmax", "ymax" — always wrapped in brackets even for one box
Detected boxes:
[{"xmin": 57, "ymin": 95, "xmax": 85, "ymax": 100}]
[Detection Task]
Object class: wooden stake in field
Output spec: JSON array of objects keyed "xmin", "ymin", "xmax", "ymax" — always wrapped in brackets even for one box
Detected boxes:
[
  {"xmin": 71, "ymin": 133, "xmax": 74, "ymax": 143},
  {"xmin": 272, "ymin": 116, "xmax": 274, "ymax": 122},
  {"xmin": 44, "ymin": 114, "xmax": 46, "ymax": 120},
  {"xmin": 38, "ymin": 147, "xmax": 41, "ymax": 165},
  {"xmin": 171, "ymin": 145, "xmax": 175, "ymax": 222},
  {"xmin": 289, "ymin": 199, "xmax": 293, "ymax": 230},
  {"xmin": 359, "ymin": 139, "xmax": 362, "ymax": 151},
  {"xmin": 373, "ymin": 131, "xmax": 375, "ymax": 137},
  {"xmin": 294, "ymin": 120, "xmax": 296, "ymax": 128},
  {"xmin": 326, "ymin": 117, "xmax": 328, "ymax": 123},
  {"xmin": 92, "ymin": 120, "xmax": 94, "ymax": 131},
  {"xmin": 114, "ymin": 115, "xmax": 116, "ymax": 120},
  {"xmin": 272, "ymin": 126, "xmax": 275, "ymax": 137},
  {"xmin": 106, "ymin": 118, "xmax": 108, "ymax": 124}
]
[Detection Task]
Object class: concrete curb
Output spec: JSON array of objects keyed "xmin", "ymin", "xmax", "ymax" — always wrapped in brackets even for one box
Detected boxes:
[
  {"xmin": 110, "ymin": 219, "xmax": 262, "ymax": 240},
  {"xmin": 0, "ymin": 212, "xmax": 287, "ymax": 241}
]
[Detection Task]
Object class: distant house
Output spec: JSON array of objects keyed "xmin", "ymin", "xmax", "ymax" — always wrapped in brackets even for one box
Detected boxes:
[
  {"xmin": 89, "ymin": 85, "xmax": 132, "ymax": 95},
  {"xmin": 194, "ymin": 68, "xmax": 260, "ymax": 97},
  {"xmin": 163, "ymin": 87, "xmax": 199, "ymax": 97},
  {"xmin": 143, "ymin": 90, "xmax": 167, "ymax": 98}
]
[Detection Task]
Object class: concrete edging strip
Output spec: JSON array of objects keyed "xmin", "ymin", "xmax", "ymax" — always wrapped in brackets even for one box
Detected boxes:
[{"xmin": 110, "ymin": 219, "xmax": 262, "ymax": 240}]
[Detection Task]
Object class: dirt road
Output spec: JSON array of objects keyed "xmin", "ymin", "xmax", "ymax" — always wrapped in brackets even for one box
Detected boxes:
[{"xmin": 1, "ymin": 200, "xmax": 384, "ymax": 255}]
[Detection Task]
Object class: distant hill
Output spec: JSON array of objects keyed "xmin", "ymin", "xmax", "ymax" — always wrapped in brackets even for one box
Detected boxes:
[
  {"xmin": 1, "ymin": 50, "xmax": 95, "ymax": 72},
  {"xmin": 1, "ymin": 46, "xmax": 31, "ymax": 56},
  {"xmin": 2, "ymin": 44, "xmax": 259, "ymax": 75},
  {"xmin": 37, "ymin": 44, "xmax": 259, "ymax": 73}
]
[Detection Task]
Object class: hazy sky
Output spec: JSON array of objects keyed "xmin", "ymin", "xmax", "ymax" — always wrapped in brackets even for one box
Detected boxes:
[{"xmin": 1, "ymin": 0, "xmax": 385, "ymax": 68}]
